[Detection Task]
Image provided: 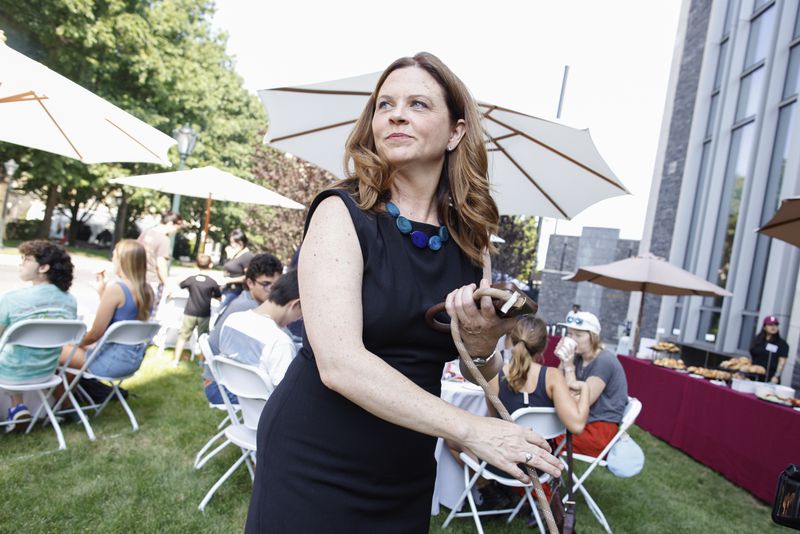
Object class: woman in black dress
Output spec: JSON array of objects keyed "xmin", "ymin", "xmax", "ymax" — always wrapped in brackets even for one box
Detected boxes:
[
  {"xmin": 220, "ymin": 228, "xmax": 253, "ymax": 308},
  {"xmin": 245, "ymin": 52, "xmax": 561, "ymax": 533}
]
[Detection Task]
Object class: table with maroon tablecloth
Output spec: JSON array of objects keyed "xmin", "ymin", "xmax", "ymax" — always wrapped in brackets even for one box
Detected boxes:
[{"xmin": 619, "ymin": 355, "xmax": 800, "ymax": 503}]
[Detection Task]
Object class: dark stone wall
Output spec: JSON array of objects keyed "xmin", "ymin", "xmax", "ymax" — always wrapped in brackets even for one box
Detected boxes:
[{"xmin": 643, "ymin": 0, "xmax": 714, "ymax": 338}]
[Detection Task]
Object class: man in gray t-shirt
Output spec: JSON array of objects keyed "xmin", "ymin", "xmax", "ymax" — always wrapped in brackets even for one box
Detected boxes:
[{"xmin": 575, "ymin": 349, "xmax": 628, "ymax": 424}]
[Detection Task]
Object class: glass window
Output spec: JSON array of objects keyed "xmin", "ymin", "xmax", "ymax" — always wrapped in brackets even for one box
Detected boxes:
[
  {"xmin": 723, "ymin": 1, "xmax": 736, "ymax": 37},
  {"xmin": 683, "ymin": 141, "xmax": 712, "ymax": 272},
  {"xmin": 707, "ymin": 124, "xmax": 755, "ymax": 299},
  {"xmin": 672, "ymin": 298, "xmax": 684, "ymax": 335},
  {"xmin": 738, "ymin": 313, "xmax": 759, "ymax": 351},
  {"xmin": 753, "ymin": 0, "xmax": 772, "ymax": 13},
  {"xmin": 744, "ymin": 6, "xmax": 776, "ymax": 68},
  {"xmin": 714, "ymin": 40, "xmax": 728, "ymax": 91},
  {"xmin": 784, "ymin": 44, "xmax": 800, "ymax": 99},
  {"xmin": 707, "ymin": 93, "xmax": 719, "ymax": 138},
  {"xmin": 697, "ymin": 309, "xmax": 721, "ymax": 343},
  {"xmin": 736, "ymin": 66, "xmax": 765, "ymax": 121},
  {"xmin": 795, "ymin": 3, "xmax": 800, "ymax": 39}
]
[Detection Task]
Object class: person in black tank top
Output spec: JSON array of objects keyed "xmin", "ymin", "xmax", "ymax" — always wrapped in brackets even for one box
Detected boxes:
[
  {"xmin": 487, "ymin": 316, "xmax": 590, "ymax": 434},
  {"xmin": 245, "ymin": 53, "xmax": 561, "ymax": 533}
]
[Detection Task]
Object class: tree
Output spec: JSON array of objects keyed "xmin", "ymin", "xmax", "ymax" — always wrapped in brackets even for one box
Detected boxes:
[
  {"xmin": 492, "ymin": 215, "xmax": 539, "ymax": 284},
  {"xmin": 0, "ymin": 0, "xmax": 265, "ymax": 243},
  {"xmin": 245, "ymin": 144, "xmax": 335, "ymax": 265}
]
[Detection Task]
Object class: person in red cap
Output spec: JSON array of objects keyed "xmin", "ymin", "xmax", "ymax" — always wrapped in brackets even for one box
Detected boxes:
[{"xmin": 749, "ymin": 316, "xmax": 789, "ymax": 383}]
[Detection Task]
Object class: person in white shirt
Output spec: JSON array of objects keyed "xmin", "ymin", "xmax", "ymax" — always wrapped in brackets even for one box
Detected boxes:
[{"xmin": 207, "ymin": 270, "xmax": 301, "ymax": 401}]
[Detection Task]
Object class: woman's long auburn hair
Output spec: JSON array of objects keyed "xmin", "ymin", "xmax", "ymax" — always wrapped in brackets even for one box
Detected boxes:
[
  {"xmin": 506, "ymin": 315, "xmax": 548, "ymax": 393},
  {"xmin": 338, "ymin": 51, "xmax": 498, "ymax": 266},
  {"xmin": 114, "ymin": 239, "xmax": 152, "ymax": 321}
]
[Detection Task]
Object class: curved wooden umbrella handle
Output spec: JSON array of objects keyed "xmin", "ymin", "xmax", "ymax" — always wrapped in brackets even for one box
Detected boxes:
[{"xmin": 425, "ymin": 282, "xmax": 538, "ymax": 333}]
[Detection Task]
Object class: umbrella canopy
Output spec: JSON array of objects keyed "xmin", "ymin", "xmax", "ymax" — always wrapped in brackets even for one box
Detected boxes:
[
  {"xmin": 757, "ymin": 196, "xmax": 800, "ymax": 248},
  {"xmin": 259, "ymin": 73, "xmax": 629, "ymax": 219},
  {"xmin": 0, "ymin": 42, "xmax": 175, "ymax": 164},
  {"xmin": 563, "ymin": 254, "xmax": 731, "ymax": 353},
  {"xmin": 111, "ymin": 166, "xmax": 303, "ymax": 209}
]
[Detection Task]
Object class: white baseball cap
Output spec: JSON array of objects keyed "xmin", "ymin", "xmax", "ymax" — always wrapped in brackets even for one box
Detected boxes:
[{"xmin": 559, "ymin": 311, "xmax": 601, "ymax": 335}]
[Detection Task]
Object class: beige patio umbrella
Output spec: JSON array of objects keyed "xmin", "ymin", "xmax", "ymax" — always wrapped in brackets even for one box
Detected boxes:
[
  {"xmin": 258, "ymin": 72, "xmax": 629, "ymax": 218},
  {"xmin": 112, "ymin": 166, "xmax": 303, "ymax": 244},
  {"xmin": 0, "ymin": 42, "xmax": 175, "ymax": 164},
  {"xmin": 757, "ymin": 196, "xmax": 800, "ymax": 248},
  {"xmin": 563, "ymin": 253, "xmax": 732, "ymax": 354}
]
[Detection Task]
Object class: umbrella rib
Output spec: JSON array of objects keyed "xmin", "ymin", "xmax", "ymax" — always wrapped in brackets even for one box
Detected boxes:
[
  {"xmin": 759, "ymin": 214, "xmax": 800, "ymax": 232},
  {"xmin": 33, "ymin": 92, "xmax": 84, "ymax": 161},
  {"xmin": 484, "ymin": 114, "xmax": 627, "ymax": 192},
  {"xmin": 486, "ymin": 136, "xmax": 569, "ymax": 219},
  {"xmin": 270, "ymin": 87, "xmax": 371, "ymax": 97},
  {"xmin": 104, "ymin": 118, "xmax": 164, "ymax": 162},
  {"xmin": 0, "ymin": 90, "xmax": 49, "ymax": 104},
  {"xmin": 270, "ymin": 119, "xmax": 358, "ymax": 143}
]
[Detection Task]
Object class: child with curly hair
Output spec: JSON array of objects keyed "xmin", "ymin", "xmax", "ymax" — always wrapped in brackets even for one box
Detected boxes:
[{"xmin": 0, "ymin": 240, "xmax": 77, "ymax": 431}]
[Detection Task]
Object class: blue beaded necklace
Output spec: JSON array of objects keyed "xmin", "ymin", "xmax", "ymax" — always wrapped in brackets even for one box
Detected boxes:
[{"xmin": 385, "ymin": 201, "xmax": 450, "ymax": 251}]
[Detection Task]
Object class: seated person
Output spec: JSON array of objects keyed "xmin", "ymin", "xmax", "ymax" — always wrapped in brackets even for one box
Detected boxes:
[
  {"xmin": 0, "ymin": 241, "xmax": 77, "ymax": 430},
  {"xmin": 60, "ymin": 240, "xmax": 153, "ymax": 377},
  {"xmin": 487, "ymin": 315, "xmax": 589, "ymax": 434},
  {"xmin": 204, "ymin": 269, "xmax": 301, "ymax": 404},
  {"xmin": 749, "ymin": 315, "xmax": 789, "ymax": 383},
  {"xmin": 555, "ymin": 311, "xmax": 628, "ymax": 457},
  {"xmin": 208, "ymin": 252, "xmax": 282, "ymax": 355},
  {"xmin": 173, "ymin": 254, "xmax": 221, "ymax": 364}
]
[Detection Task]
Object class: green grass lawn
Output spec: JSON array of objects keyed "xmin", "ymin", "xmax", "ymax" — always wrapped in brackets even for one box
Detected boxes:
[{"xmin": 0, "ymin": 348, "xmax": 788, "ymax": 533}]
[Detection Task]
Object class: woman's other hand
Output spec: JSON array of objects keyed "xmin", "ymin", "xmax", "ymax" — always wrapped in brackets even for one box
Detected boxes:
[
  {"xmin": 461, "ymin": 415, "xmax": 562, "ymax": 483},
  {"xmin": 555, "ymin": 336, "xmax": 577, "ymax": 365},
  {"xmin": 445, "ymin": 278, "xmax": 517, "ymax": 358},
  {"xmin": 569, "ymin": 380, "xmax": 588, "ymax": 399}
]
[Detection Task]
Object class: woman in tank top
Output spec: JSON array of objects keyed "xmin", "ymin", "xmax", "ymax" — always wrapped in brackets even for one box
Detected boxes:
[
  {"xmin": 60, "ymin": 239, "xmax": 153, "ymax": 377},
  {"xmin": 487, "ymin": 315, "xmax": 590, "ymax": 434}
]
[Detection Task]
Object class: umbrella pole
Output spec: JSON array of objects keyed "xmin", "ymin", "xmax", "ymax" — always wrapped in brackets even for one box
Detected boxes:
[
  {"xmin": 634, "ymin": 291, "xmax": 645, "ymax": 356},
  {"xmin": 202, "ymin": 193, "xmax": 212, "ymax": 251}
]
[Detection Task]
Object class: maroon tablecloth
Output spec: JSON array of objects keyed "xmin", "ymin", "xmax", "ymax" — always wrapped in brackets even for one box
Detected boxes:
[{"xmin": 619, "ymin": 355, "xmax": 800, "ymax": 503}]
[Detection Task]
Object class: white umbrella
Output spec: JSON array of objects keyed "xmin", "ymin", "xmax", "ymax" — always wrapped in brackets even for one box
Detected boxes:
[
  {"xmin": 259, "ymin": 73, "xmax": 628, "ymax": 219},
  {"xmin": 111, "ymin": 166, "xmax": 304, "ymax": 241},
  {"xmin": 0, "ymin": 42, "xmax": 175, "ymax": 164}
]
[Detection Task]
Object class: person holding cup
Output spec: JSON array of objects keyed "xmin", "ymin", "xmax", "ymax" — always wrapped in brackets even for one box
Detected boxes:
[{"xmin": 553, "ymin": 311, "xmax": 628, "ymax": 456}]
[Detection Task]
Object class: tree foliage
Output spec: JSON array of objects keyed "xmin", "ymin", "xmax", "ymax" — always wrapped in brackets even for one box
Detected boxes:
[
  {"xmin": 492, "ymin": 215, "xmax": 539, "ymax": 283},
  {"xmin": 0, "ymin": 0, "xmax": 265, "ymax": 244}
]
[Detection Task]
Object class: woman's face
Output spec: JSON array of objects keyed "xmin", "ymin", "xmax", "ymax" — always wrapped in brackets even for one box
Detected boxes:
[
  {"xmin": 566, "ymin": 328, "xmax": 593, "ymax": 355},
  {"xmin": 764, "ymin": 323, "xmax": 779, "ymax": 336},
  {"xmin": 371, "ymin": 67, "xmax": 463, "ymax": 171}
]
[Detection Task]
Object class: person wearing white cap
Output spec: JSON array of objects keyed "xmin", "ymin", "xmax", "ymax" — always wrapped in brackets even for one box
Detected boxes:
[{"xmin": 553, "ymin": 311, "xmax": 628, "ymax": 457}]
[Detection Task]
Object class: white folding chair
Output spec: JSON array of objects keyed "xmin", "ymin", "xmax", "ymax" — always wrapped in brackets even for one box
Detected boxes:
[
  {"xmin": 193, "ymin": 334, "xmax": 241, "ymax": 470},
  {"xmin": 53, "ymin": 321, "xmax": 160, "ymax": 438},
  {"xmin": 561, "ymin": 396, "xmax": 643, "ymax": 534},
  {"xmin": 198, "ymin": 356, "xmax": 272, "ymax": 511},
  {"xmin": 443, "ymin": 407, "xmax": 567, "ymax": 534},
  {"xmin": 0, "ymin": 319, "xmax": 87, "ymax": 450}
]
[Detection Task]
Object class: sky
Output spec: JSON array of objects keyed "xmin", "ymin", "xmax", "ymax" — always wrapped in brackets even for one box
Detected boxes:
[{"xmin": 212, "ymin": 0, "xmax": 683, "ymax": 266}]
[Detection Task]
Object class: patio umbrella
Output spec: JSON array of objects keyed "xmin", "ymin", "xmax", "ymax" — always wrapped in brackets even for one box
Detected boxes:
[
  {"xmin": 111, "ymin": 166, "xmax": 303, "ymax": 242},
  {"xmin": 258, "ymin": 73, "xmax": 629, "ymax": 219},
  {"xmin": 757, "ymin": 196, "xmax": 800, "ymax": 248},
  {"xmin": 0, "ymin": 42, "xmax": 175, "ymax": 164},
  {"xmin": 563, "ymin": 253, "xmax": 732, "ymax": 354}
]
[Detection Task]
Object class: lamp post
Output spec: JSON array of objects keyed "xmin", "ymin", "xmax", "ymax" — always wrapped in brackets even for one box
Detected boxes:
[
  {"xmin": 110, "ymin": 190, "xmax": 125, "ymax": 256},
  {"xmin": 0, "ymin": 158, "xmax": 19, "ymax": 248},
  {"xmin": 172, "ymin": 124, "xmax": 198, "ymax": 213},
  {"xmin": 170, "ymin": 124, "xmax": 198, "ymax": 261}
]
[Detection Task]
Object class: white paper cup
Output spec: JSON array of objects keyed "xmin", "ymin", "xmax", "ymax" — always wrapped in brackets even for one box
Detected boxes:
[{"xmin": 555, "ymin": 336, "xmax": 578, "ymax": 360}]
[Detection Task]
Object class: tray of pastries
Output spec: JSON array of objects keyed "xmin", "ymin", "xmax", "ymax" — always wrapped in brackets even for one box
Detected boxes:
[
  {"xmin": 719, "ymin": 357, "xmax": 766, "ymax": 375},
  {"xmin": 650, "ymin": 342, "xmax": 681, "ymax": 353},
  {"xmin": 654, "ymin": 358, "xmax": 686, "ymax": 370},
  {"xmin": 687, "ymin": 366, "xmax": 732, "ymax": 381}
]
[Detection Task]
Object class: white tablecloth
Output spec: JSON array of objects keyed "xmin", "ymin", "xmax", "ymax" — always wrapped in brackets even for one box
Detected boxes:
[{"xmin": 431, "ymin": 379, "xmax": 488, "ymax": 515}]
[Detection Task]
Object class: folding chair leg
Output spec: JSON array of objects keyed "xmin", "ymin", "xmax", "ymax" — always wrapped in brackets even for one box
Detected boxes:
[
  {"xmin": 113, "ymin": 385, "xmax": 138, "ymax": 432},
  {"xmin": 198, "ymin": 451, "xmax": 249, "ymax": 511},
  {"xmin": 244, "ymin": 453, "xmax": 255, "ymax": 481},
  {"xmin": 579, "ymin": 483, "xmax": 612, "ymax": 533},
  {"xmin": 195, "ymin": 434, "xmax": 231, "ymax": 469},
  {"xmin": 35, "ymin": 390, "xmax": 66, "ymax": 450},
  {"xmin": 464, "ymin": 476, "xmax": 484, "ymax": 534},
  {"xmin": 526, "ymin": 488, "xmax": 545, "ymax": 534},
  {"xmin": 442, "ymin": 465, "xmax": 483, "ymax": 528},
  {"xmin": 67, "ymin": 389, "xmax": 96, "ymax": 441},
  {"xmin": 506, "ymin": 489, "xmax": 529, "ymax": 524}
]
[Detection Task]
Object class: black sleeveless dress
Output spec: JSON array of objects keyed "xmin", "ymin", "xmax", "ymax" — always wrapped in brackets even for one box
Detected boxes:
[{"xmin": 245, "ymin": 189, "xmax": 482, "ymax": 533}]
